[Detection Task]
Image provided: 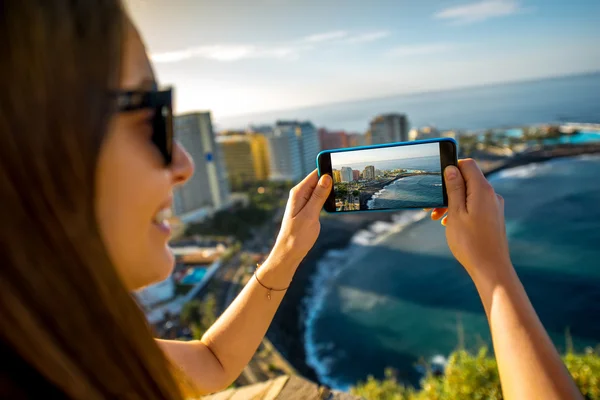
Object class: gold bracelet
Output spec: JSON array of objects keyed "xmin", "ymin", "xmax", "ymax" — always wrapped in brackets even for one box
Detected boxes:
[{"xmin": 254, "ymin": 264, "xmax": 291, "ymax": 300}]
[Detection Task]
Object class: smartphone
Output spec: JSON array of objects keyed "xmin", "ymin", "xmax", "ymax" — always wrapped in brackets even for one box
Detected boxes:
[{"xmin": 316, "ymin": 138, "xmax": 458, "ymax": 213}]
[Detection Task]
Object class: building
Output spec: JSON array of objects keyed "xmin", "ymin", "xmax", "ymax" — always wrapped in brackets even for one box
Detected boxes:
[
  {"xmin": 266, "ymin": 125, "xmax": 303, "ymax": 182},
  {"xmin": 173, "ymin": 112, "xmax": 231, "ymax": 221},
  {"xmin": 341, "ymin": 167, "xmax": 353, "ymax": 183},
  {"xmin": 276, "ymin": 120, "xmax": 321, "ymax": 177},
  {"xmin": 412, "ymin": 126, "xmax": 440, "ymax": 141},
  {"xmin": 217, "ymin": 132, "xmax": 270, "ymax": 189},
  {"xmin": 347, "ymin": 133, "xmax": 370, "ymax": 147},
  {"xmin": 319, "ymin": 129, "xmax": 349, "ymax": 150},
  {"xmin": 363, "ymin": 165, "xmax": 375, "ymax": 180},
  {"xmin": 375, "ymin": 169, "xmax": 383, "ymax": 177},
  {"xmin": 370, "ymin": 114, "xmax": 409, "ymax": 144},
  {"xmin": 352, "ymin": 170, "xmax": 360, "ymax": 181},
  {"xmin": 267, "ymin": 120, "xmax": 320, "ymax": 182},
  {"xmin": 332, "ymin": 169, "xmax": 342, "ymax": 183},
  {"xmin": 134, "ymin": 276, "xmax": 176, "ymax": 309}
]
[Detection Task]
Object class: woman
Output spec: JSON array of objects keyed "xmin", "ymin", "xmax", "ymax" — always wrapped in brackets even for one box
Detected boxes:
[
  {"xmin": 0, "ymin": 1, "xmax": 582, "ymax": 399},
  {"xmin": 1, "ymin": 1, "xmax": 330, "ymax": 398}
]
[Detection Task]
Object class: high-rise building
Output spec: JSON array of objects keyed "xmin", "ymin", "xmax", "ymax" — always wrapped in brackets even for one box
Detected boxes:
[
  {"xmin": 276, "ymin": 120, "xmax": 321, "ymax": 177},
  {"xmin": 363, "ymin": 165, "xmax": 376, "ymax": 180},
  {"xmin": 352, "ymin": 170, "xmax": 360, "ymax": 181},
  {"xmin": 347, "ymin": 133, "xmax": 370, "ymax": 148},
  {"xmin": 370, "ymin": 114, "xmax": 409, "ymax": 144},
  {"xmin": 341, "ymin": 167, "xmax": 353, "ymax": 183},
  {"xmin": 375, "ymin": 169, "xmax": 383, "ymax": 177},
  {"xmin": 173, "ymin": 112, "xmax": 230, "ymax": 219},
  {"xmin": 319, "ymin": 129, "xmax": 349, "ymax": 150},
  {"xmin": 266, "ymin": 125, "xmax": 303, "ymax": 182},
  {"xmin": 217, "ymin": 132, "xmax": 270, "ymax": 189},
  {"xmin": 332, "ymin": 169, "xmax": 342, "ymax": 183}
]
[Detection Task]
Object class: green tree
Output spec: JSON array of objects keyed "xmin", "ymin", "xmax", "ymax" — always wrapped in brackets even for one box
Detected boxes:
[
  {"xmin": 180, "ymin": 294, "xmax": 218, "ymax": 340},
  {"xmin": 351, "ymin": 369, "xmax": 414, "ymax": 400},
  {"xmin": 351, "ymin": 347, "xmax": 600, "ymax": 400},
  {"xmin": 483, "ymin": 130, "xmax": 495, "ymax": 147}
]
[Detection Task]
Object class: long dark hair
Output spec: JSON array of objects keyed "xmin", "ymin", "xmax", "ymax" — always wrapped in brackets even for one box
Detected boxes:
[{"xmin": 0, "ymin": 1, "xmax": 185, "ymax": 398}]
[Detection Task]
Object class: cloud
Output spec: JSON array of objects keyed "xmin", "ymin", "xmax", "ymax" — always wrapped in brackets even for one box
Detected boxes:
[
  {"xmin": 386, "ymin": 43, "xmax": 456, "ymax": 57},
  {"xmin": 301, "ymin": 31, "xmax": 349, "ymax": 43},
  {"xmin": 434, "ymin": 0, "xmax": 523, "ymax": 25},
  {"xmin": 344, "ymin": 31, "xmax": 390, "ymax": 44},
  {"xmin": 152, "ymin": 44, "xmax": 298, "ymax": 63},
  {"xmin": 151, "ymin": 30, "xmax": 392, "ymax": 64}
]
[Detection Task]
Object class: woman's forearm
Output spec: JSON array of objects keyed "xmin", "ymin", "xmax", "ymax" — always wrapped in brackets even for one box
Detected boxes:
[
  {"xmin": 198, "ymin": 248, "xmax": 300, "ymax": 387},
  {"xmin": 473, "ymin": 264, "xmax": 582, "ymax": 400}
]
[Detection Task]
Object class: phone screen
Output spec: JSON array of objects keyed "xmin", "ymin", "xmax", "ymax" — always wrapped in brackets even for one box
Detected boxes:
[{"xmin": 319, "ymin": 140, "xmax": 457, "ymax": 212}]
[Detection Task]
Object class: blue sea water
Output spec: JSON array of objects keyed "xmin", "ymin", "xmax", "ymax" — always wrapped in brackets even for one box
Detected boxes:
[
  {"xmin": 305, "ymin": 155, "xmax": 600, "ymax": 390},
  {"xmin": 368, "ymin": 175, "xmax": 444, "ymax": 209},
  {"xmin": 219, "ymin": 72, "xmax": 600, "ymax": 131}
]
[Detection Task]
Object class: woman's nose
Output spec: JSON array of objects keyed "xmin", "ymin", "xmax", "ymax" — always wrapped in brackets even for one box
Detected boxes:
[{"xmin": 171, "ymin": 141, "xmax": 194, "ymax": 186}]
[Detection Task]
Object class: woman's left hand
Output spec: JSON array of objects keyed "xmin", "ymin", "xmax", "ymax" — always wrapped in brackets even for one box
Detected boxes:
[{"xmin": 271, "ymin": 170, "xmax": 332, "ymax": 265}]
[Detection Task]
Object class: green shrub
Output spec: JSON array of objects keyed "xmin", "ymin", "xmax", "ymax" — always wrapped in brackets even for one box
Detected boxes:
[{"xmin": 351, "ymin": 347, "xmax": 600, "ymax": 400}]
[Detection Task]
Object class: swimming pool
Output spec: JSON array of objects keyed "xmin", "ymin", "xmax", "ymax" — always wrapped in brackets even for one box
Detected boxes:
[{"xmin": 180, "ymin": 268, "xmax": 208, "ymax": 285}]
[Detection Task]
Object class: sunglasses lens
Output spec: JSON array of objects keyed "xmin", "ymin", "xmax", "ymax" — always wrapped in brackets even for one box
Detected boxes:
[
  {"xmin": 152, "ymin": 105, "xmax": 172, "ymax": 165},
  {"xmin": 116, "ymin": 88, "xmax": 173, "ymax": 166},
  {"xmin": 151, "ymin": 90, "xmax": 173, "ymax": 166}
]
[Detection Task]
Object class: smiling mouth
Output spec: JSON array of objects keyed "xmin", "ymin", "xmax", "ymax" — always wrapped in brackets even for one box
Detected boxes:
[{"xmin": 153, "ymin": 207, "xmax": 172, "ymax": 233}]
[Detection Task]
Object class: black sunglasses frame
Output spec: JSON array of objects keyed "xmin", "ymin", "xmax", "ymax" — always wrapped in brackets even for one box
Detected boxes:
[{"xmin": 115, "ymin": 88, "xmax": 174, "ymax": 166}]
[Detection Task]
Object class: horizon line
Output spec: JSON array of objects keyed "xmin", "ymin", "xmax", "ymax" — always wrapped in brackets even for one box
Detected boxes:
[{"xmin": 208, "ymin": 70, "xmax": 599, "ymax": 126}]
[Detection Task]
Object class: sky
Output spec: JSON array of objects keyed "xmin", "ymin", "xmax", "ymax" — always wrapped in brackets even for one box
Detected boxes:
[
  {"xmin": 331, "ymin": 142, "xmax": 439, "ymax": 167},
  {"xmin": 126, "ymin": 0, "xmax": 600, "ymax": 121}
]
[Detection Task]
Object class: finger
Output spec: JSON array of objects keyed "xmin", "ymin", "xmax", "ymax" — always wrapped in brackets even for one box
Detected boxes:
[
  {"xmin": 431, "ymin": 208, "xmax": 447, "ymax": 221},
  {"xmin": 304, "ymin": 174, "xmax": 333, "ymax": 216},
  {"xmin": 287, "ymin": 170, "xmax": 320, "ymax": 217},
  {"xmin": 457, "ymin": 159, "xmax": 491, "ymax": 200},
  {"xmin": 444, "ymin": 165, "xmax": 466, "ymax": 214},
  {"xmin": 441, "ymin": 215, "xmax": 448, "ymax": 226}
]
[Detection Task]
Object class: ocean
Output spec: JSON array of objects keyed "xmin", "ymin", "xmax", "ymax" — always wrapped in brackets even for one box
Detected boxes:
[
  {"xmin": 305, "ymin": 155, "xmax": 600, "ymax": 391},
  {"xmin": 218, "ymin": 72, "xmax": 600, "ymax": 132},
  {"xmin": 368, "ymin": 175, "xmax": 444, "ymax": 209}
]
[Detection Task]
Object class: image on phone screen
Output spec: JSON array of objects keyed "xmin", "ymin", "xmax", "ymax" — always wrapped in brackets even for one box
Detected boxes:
[{"xmin": 322, "ymin": 141, "xmax": 456, "ymax": 212}]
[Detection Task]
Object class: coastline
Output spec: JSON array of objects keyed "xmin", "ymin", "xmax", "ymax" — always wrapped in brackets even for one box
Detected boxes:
[
  {"xmin": 268, "ymin": 142, "xmax": 600, "ymax": 384},
  {"xmin": 358, "ymin": 172, "xmax": 442, "ymax": 210}
]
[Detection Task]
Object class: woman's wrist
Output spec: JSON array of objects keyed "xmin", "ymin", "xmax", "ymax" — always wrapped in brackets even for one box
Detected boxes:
[{"xmin": 256, "ymin": 245, "xmax": 302, "ymax": 288}]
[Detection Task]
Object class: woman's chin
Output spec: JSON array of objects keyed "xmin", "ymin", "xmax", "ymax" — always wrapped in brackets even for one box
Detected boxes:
[{"xmin": 133, "ymin": 247, "xmax": 175, "ymax": 289}]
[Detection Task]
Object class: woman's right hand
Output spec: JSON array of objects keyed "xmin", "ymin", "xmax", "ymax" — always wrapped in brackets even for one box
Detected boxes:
[{"xmin": 432, "ymin": 159, "xmax": 512, "ymax": 283}]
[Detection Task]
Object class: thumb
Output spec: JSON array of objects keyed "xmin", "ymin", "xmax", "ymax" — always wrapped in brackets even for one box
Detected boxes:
[
  {"xmin": 304, "ymin": 174, "xmax": 332, "ymax": 216},
  {"xmin": 445, "ymin": 166, "xmax": 466, "ymax": 214}
]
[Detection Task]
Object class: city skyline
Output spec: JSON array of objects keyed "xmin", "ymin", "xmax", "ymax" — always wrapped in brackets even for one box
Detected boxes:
[{"xmin": 127, "ymin": 0, "xmax": 599, "ymax": 121}]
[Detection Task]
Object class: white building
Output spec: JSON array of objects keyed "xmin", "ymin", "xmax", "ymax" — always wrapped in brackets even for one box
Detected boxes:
[
  {"xmin": 370, "ymin": 114, "xmax": 409, "ymax": 144},
  {"xmin": 134, "ymin": 276, "xmax": 176, "ymax": 309},
  {"xmin": 267, "ymin": 120, "xmax": 321, "ymax": 182},
  {"xmin": 363, "ymin": 165, "xmax": 375, "ymax": 180},
  {"xmin": 266, "ymin": 125, "xmax": 303, "ymax": 182},
  {"xmin": 173, "ymin": 112, "xmax": 231, "ymax": 222},
  {"xmin": 340, "ymin": 167, "xmax": 353, "ymax": 182}
]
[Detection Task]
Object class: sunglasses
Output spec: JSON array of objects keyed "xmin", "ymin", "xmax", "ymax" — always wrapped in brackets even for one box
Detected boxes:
[{"xmin": 115, "ymin": 88, "xmax": 174, "ymax": 166}]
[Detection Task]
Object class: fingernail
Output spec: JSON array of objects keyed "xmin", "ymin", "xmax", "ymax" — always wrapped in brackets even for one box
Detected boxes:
[
  {"xmin": 320, "ymin": 175, "xmax": 332, "ymax": 188},
  {"xmin": 445, "ymin": 166, "xmax": 457, "ymax": 180}
]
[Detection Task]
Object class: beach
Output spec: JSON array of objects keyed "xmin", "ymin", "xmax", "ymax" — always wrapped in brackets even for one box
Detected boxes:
[{"xmin": 356, "ymin": 172, "xmax": 442, "ymax": 210}]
